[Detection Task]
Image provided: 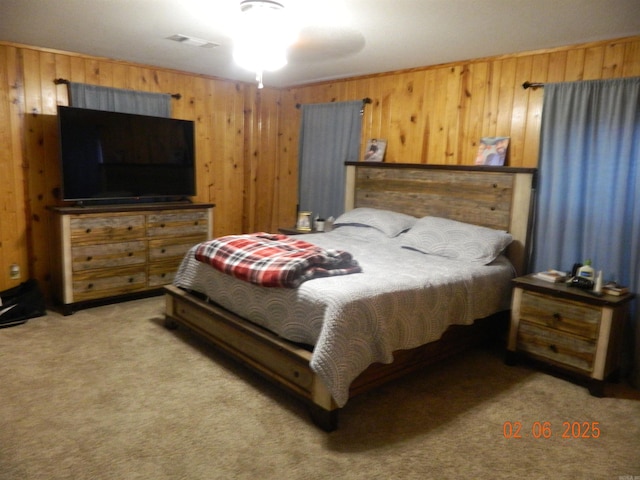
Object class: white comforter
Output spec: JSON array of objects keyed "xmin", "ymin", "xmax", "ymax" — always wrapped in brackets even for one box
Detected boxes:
[{"xmin": 173, "ymin": 225, "xmax": 514, "ymax": 407}]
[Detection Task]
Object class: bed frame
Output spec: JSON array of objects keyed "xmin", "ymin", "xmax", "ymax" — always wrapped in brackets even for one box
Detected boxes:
[{"xmin": 164, "ymin": 163, "xmax": 537, "ymax": 431}]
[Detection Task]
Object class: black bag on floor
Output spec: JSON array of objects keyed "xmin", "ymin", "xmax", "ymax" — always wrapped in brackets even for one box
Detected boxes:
[{"xmin": 0, "ymin": 279, "xmax": 46, "ymax": 328}]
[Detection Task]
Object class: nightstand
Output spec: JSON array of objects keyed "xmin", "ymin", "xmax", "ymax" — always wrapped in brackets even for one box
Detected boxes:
[{"xmin": 506, "ymin": 275, "xmax": 635, "ymax": 396}]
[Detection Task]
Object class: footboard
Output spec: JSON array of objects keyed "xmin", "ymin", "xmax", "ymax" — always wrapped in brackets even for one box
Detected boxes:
[{"xmin": 163, "ymin": 285, "xmax": 339, "ymax": 430}]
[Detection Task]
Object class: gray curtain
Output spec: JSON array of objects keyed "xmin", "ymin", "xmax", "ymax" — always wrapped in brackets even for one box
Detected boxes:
[
  {"xmin": 69, "ymin": 83, "xmax": 171, "ymax": 117},
  {"xmin": 298, "ymin": 100, "xmax": 363, "ymax": 220},
  {"xmin": 531, "ymin": 77, "xmax": 640, "ymax": 385}
]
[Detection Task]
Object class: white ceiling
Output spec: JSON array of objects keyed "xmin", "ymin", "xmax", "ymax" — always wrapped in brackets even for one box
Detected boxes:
[{"xmin": 2, "ymin": 0, "xmax": 640, "ymax": 88}]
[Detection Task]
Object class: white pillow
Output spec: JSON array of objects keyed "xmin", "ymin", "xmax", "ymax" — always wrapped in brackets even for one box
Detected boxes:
[
  {"xmin": 333, "ymin": 208, "xmax": 417, "ymax": 238},
  {"xmin": 329, "ymin": 224, "xmax": 390, "ymax": 242},
  {"xmin": 401, "ymin": 216, "xmax": 513, "ymax": 264}
]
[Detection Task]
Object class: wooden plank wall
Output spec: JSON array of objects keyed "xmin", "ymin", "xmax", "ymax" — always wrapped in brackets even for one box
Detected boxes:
[
  {"xmin": 0, "ymin": 43, "xmax": 281, "ymax": 297},
  {"xmin": 1, "ymin": 36, "xmax": 640, "ymax": 297},
  {"xmin": 281, "ymin": 36, "xmax": 640, "ymax": 167}
]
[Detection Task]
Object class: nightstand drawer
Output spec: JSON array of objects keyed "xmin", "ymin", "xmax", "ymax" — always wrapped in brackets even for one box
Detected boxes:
[
  {"xmin": 518, "ymin": 321, "xmax": 596, "ymax": 373},
  {"xmin": 520, "ymin": 290, "xmax": 601, "ymax": 339}
]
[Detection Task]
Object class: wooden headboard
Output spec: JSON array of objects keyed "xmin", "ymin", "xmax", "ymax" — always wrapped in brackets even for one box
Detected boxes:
[{"xmin": 344, "ymin": 162, "xmax": 537, "ymax": 276}]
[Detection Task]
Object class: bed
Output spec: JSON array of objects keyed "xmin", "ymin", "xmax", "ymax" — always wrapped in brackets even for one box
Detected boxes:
[{"xmin": 164, "ymin": 163, "xmax": 536, "ymax": 430}]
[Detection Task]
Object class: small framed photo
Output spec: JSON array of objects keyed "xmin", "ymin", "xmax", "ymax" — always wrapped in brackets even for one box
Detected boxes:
[
  {"xmin": 296, "ymin": 211, "xmax": 312, "ymax": 231},
  {"xmin": 475, "ymin": 137, "xmax": 509, "ymax": 166},
  {"xmin": 362, "ymin": 138, "xmax": 387, "ymax": 162}
]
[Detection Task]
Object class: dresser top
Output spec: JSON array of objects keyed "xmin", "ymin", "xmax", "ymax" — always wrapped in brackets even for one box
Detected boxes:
[{"xmin": 49, "ymin": 202, "xmax": 214, "ymax": 215}]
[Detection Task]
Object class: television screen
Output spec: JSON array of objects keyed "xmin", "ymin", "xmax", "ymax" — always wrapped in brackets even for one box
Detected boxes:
[{"xmin": 57, "ymin": 106, "xmax": 196, "ymax": 203}]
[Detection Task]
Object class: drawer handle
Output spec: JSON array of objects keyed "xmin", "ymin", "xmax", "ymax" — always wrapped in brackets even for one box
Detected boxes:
[
  {"xmin": 128, "ymin": 277, "xmax": 134, "ymax": 283},
  {"xmin": 553, "ymin": 313, "xmax": 561, "ymax": 321},
  {"xmin": 194, "ymin": 221, "xmax": 199, "ymax": 226},
  {"xmin": 128, "ymin": 252, "xmax": 133, "ymax": 257},
  {"xmin": 549, "ymin": 344, "xmax": 559, "ymax": 353},
  {"xmin": 86, "ymin": 256, "xmax": 92, "ymax": 261},
  {"xmin": 127, "ymin": 226, "xmax": 132, "ymax": 231},
  {"xmin": 160, "ymin": 223, "xmax": 165, "ymax": 228},
  {"xmin": 85, "ymin": 228, "xmax": 91, "ymax": 234},
  {"xmin": 161, "ymin": 248, "xmax": 166, "ymax": 254},
  {"xmin": 87, "ymin": 283, "xmax": 93, "ymax": 289}
]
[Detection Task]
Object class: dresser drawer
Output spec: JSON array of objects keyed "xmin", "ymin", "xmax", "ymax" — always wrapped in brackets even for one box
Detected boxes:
[
  {"xmin": 148, "ymin": 235, "xmax": 203, "ymax": 263},
  {"xmin": 520, "ymin": 290, "xmax": 601, "ymax": 340},
  {"xmin": 147, "ymin": 211, "xmax": 209, "ymax": 238},
  {"xmin": 71, "ymin": 241, "xmax": 146, "ymax": 272},
  {"xmin": 70, "ymin": 214, "xmax": 145, "ymax": 244},
  {"xmin": 148, "ymin": 261, "xmax": 180, "ymax": 287},
  {"xmin": 517, "ymin": 321, "xmax": 596, "ymax": 373},
  {"xmin": 72, "ymin": 265, "xmax": 147, "ymax": 301}
]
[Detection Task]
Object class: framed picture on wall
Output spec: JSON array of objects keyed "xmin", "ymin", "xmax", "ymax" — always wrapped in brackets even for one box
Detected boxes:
[
  {"xmin": 296, "ymin": 211, "xmax": 312, "ymax": 231},
  {"xmin": 475, "ymin": 137, "xmax": 510, "ymax": 166},
  {"xmin": 362, "ymin": 138, "xmax": 387, "ymax": 162}
]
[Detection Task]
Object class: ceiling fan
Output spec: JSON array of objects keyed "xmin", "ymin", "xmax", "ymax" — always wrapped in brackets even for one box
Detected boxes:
[{"xmin": 234, "ymin": 0, "xmax": 365, "ymax": 86}]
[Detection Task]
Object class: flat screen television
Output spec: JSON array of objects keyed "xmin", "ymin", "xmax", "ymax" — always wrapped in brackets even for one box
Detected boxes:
[{"xmin": 57, "ymin": 105, "xmax": 196, "ymax": 204}]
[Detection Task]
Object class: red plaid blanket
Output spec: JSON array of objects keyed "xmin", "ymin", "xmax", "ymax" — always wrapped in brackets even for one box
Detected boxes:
[{"xmin": 194, "ymin": 233, "xmax": 362, "ymax": 288}]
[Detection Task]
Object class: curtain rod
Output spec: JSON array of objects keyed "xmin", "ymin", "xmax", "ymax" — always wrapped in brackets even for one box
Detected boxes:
[
  {"xmin": 53, "ymin": 78, "xmax": 182, "ymax": 99},
  {"xmin": 296, "ymin": 97, "xmax": 372, "ymax": 109},
  {"xmin": 522, "ymin": 81, "xmax": 545, "ymax": 90}
]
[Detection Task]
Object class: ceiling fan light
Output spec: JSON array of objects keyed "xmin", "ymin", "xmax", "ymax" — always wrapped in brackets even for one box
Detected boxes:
[
  {"xmin": 233, "ymin": 0, "xmax": 298, "ymax": 86},
  {"xmin": 233, "ymin": 43, "xmax": 288, "ymax": 72}
]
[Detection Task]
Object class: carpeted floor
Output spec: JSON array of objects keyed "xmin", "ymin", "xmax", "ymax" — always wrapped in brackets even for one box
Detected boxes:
[{"xmin": 1, "ymin": 296, "xmax": 639, "ymax": 480}]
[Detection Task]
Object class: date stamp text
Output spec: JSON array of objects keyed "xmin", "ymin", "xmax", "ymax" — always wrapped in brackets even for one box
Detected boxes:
[{"xmin": 502, "ymin": 421, "xmax": 601, "ymax": 439}]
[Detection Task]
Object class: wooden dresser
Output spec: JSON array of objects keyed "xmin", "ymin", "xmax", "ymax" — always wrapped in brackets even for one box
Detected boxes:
[
  {"xmin": 50, "ymin": 203, "xmax": 214, "ymax": 314},
  {"xmin": 506, "ymin": 275, "xmax": 634, "ymax": 396}
]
